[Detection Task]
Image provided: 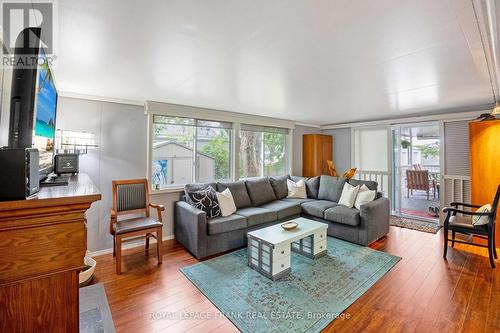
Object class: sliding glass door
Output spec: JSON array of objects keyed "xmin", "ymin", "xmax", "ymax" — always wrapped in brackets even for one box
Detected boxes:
[{"xmin": 392, "ymin": 122, "xmax": 440, "ymax": 222}]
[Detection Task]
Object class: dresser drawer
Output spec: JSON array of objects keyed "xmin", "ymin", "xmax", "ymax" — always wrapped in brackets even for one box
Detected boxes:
[{"xmin": 313, "ymin": 239, "xmax": 327, "ymax": 255}]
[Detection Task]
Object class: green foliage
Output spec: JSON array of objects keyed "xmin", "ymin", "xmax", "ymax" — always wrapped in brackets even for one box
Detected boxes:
[
  {"xmin": 263, "ymin": 132, "xmax": 286, "ymax": 176},
  {"xmin": 201, "ymin": 134, "xmax": 230, "ymax": 180},
  {"xmin": 415, "ymin": 143, "xmax": 439, "ymax": 159}
]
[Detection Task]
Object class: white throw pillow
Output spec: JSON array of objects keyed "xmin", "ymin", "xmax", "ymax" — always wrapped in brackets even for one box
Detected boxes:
[
  {"xmin": 338, "ymin": 183, "xmax": 360, "ymax": 208},
  {"xmin": 287, "ymin": 179, "xmax": 307, "ymax": 199},
  {"xmin": 354, "ymin": 184, "xmax": 376, "ymax": 209},
  {"xmin": 472, "ymin": 204, "xmax": 491, "ymax": 226},
  {"xmin": 216, "ymin": 188, "xmax": 237, "ymax": 217}
]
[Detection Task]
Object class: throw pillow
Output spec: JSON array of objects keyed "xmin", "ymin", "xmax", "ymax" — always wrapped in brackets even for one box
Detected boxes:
[
  {"xmin": 472, "ymin": 204, "xmax": 492, "ymax": 226},
  {"xmin": 287, "ymin": 179, "xmax": 307, "ymax": 198},
  {"xmin": 354, "ymin": 184, "xmax": 376, "ymax": 209},
  {"xmin": 245, "ymin": 178, "xmax": 277, "ymax": 206},
  {"xmin": 338, "ymin": 182, "xmax": 360, "ymax": 208},
  {"xmin": 186, "ymin": 186, "xmax": 221, "ymax": 219},
  {"xmin": 216, "ymin": 188, "xmax": 237, "ymax": 217},
  {"xmin": 342, "ymin": 168, "xmax": 357, "ymax": 180},
  {"xmin": 269, "ymin": 175, "xmax": 290, "ymax": 199},
  {"xmin": 318, "ymin": 175, "xmax": 346, "ymax": 202}
]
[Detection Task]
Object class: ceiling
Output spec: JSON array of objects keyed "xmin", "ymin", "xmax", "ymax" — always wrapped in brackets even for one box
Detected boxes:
[{"xmin": 54, "ymin": 0, "xmax": 495, "ymax": 125}]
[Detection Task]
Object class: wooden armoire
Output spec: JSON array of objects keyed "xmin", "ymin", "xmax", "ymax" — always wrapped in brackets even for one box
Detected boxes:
[
  {"xmin": 469, "ymin": 120, "xmax": 500, "ymax": 246},
  {"xmin": 302, "ymin": 134, "xmax": 333, "ymax": 177}
]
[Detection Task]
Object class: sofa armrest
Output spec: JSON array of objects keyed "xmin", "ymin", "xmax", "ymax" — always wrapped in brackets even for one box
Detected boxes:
[
  {"xmin": 174, "ymin": 201, "xmax": 208, "ymax": 259},
  {"xmin": 358, "ymin": 197, "xmax": 390, "ymax": 245}
]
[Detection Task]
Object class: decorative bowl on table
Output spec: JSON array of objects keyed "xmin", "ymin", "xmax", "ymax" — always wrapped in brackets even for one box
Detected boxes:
[{"xmin": 281, "ymin": 221, "xmax": 298, "ymax": 230}]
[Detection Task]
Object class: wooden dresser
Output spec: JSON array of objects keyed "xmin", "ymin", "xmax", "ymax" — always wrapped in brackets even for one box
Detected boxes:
[
  {"xmin": 303, "ymin": 134, "xmax": 333, "ymax": 177},
  {"xmin": 0, "ymin": 173, "xmax": 101, "ymax": 333}
]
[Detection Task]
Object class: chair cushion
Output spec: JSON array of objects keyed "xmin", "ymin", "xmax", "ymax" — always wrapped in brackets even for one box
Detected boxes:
[
  {"xmin": 217, "ymin": 181, "xmax": 252, "ymax": 209},
  {"xmin": 301, "ymin": 200, "xmax": 338, "ymax": 218},
  {"xmin": 114, "ymin": 217, "xmax": 163, "ymax": 235},
  {"xmin": 235, "ymin": 207, "xmax": 277, "ymax": 227},
  {"xmin": 318, "ymin": 176, "xmax": 346, "ymax": 203},
  {"xmin": 348, "ymin": 178, "xmax": 378, "ymax": 191},
  {"xmin": 291, "ymin": 176, "xmax": 320, "ymax": 199},
  {"xmin": 324, "ymin": 206, "xmax": 360, "ymax": 226},
  {"xmin": 207, "ymin": 214, "xmax": 247, "ymax": 235},
  {"xmin": 245, "ymin": 178, "xmax": 277, "ymax": 206},
  {"xmin": 269, "ymin": 175, "xmax": 290, "ymax": 199},
  {"xmin": 258, "ymin": 200, "xmax": 302, "ymax": 220},
  {"xmin": 449, "ymin": 215, "xmax": 488, "ymax": 232},
  {"xmin": 282, "ymin": 197, "xmax": 315, "ymax": 204}
]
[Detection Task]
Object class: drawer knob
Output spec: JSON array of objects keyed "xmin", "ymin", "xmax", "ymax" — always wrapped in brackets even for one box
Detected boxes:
[
  {"xmin": 320, "ymin": 246, "xmax": 323, "ymax": 249},
  {"xmin": 320, "ymin": 234, "xmax": 323, "ymax": 238},
  {"xmin": 281, "ymin": 250, "xmax": 284, "ymax": 254}
]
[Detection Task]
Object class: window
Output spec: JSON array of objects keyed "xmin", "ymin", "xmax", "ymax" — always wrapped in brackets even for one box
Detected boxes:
[
  {"xmin": 151, "ymin": 116, "xmax": 232, "ymax": 189},
  {"xmin": 239, "ymin": 124, "xmax": 289, "ymax": 178}
]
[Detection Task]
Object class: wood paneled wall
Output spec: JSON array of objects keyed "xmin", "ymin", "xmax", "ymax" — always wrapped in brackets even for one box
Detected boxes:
[{"xmin": 469, "ymin": 120, "xmax": 500, "ymax": 245}]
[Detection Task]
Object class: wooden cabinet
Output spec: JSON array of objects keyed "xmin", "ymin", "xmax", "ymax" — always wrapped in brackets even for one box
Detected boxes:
[
  {"xmin": 303, "ymin": 134, "xmax": 333, "ymax": 177},
  {"xmin": 0, "ymin": 174, "xmax": 101, "ymax": 333},
  {"xmin": 469, "ymin": 120, "xmax": 500, "ymax": 246}
]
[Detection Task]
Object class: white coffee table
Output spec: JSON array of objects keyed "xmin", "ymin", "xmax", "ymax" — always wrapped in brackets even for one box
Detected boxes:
[{"xmin": 247, "ymin": 217, "xmax": 328, "ymax": 280}]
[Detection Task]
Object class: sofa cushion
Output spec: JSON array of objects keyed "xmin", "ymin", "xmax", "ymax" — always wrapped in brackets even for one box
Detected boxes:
[
  {"xmin": 245, "ymin": 178, "xmax": 277, "ymax": 206},
  {"xmin": 324, "ymin": 206, "xmax": 360, "ymax": 226},
  {"xmin": 259, "ymin": 200, "xmax": 302, "ymax": 220},
  {"xmin": 217, "ymin": 181, "xmax": 252, "ymax": 209},
  {"xmin": 348, "ymin": 178, "xmax": 378, "ymax": 191},
  {"xmin": 318, "ymin": 175, "xmax": 346, "ymax": 202},
  {"xmin": 269, "ymin": 175, "xmax": 290, "ymax": 199},
  {"xmin": 207, "ymin": 214, "xmax": 247, "ymax": 235},
  {"xmin": 235, "ymin": 207, "xmax": 277, "ymax": 227},
  {"xmin": 282, "ymin": 197, "xmax": 315, "ymax": 204},
  {"xmin": 301, "ymin": 200, "xmax": 338, "ymax": 218},
  {"xmin": 291, "ymin": 176, "xmax": 320, "ymax": 199}
]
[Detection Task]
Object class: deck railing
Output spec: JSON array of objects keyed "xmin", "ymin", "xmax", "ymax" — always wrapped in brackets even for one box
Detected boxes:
[{"xmin": 355, "ymin": 170, "xmax": 391, "ymax": 197}]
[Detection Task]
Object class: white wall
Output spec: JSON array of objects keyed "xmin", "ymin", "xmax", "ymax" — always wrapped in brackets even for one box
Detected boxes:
[
  {"xmin": 57, "ymin": 96, "xmax": 181, "ymax": 252},
  {"xmin": 321, "ymin": 128, "xmax": 351, "ymax": 173}
]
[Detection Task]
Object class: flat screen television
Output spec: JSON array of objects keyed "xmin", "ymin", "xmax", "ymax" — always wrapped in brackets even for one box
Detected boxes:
[
  {"xmin": 8, "ymin": 27, "xmax": 58, "ymax": 180},
  {"xmin": 33, "ymin": 49, "xmax": 57, "ymax": 179}
]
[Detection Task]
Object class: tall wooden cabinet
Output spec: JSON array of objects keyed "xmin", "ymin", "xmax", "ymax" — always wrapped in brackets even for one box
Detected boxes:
[
  {"xmin": 0, "ymin": 174, "xmax": 101, "ymax": 332},
  {"xmin": 303, "ymin": 134, "xmax": 333, "ymax": 177},
  {"xmin": 469, "ymin": 120, "xmax": 500, "ymax": 246}
]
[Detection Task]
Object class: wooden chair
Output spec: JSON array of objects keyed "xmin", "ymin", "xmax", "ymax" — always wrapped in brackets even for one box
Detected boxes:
[
  {"xmin": 110, "ymin": 179, "xmax": 165, "ymax": 274},
  {"xmin": 443, "ymin": 185, "xmax": 500, "ymax": 268},
  {"xmin": 406, "ymin": 169, "xmax": 434, "ymax": 200}
]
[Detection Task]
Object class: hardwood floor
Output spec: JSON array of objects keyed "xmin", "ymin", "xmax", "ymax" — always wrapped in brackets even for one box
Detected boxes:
[{"xmin": 92, "ymin": 226, "xmax": 499, "ymax": 333}]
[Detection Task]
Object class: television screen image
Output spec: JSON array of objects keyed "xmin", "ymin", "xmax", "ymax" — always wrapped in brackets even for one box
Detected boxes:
[{"xmin": 33, "ymin": 57, "xmax": 57, "ymax": 175}]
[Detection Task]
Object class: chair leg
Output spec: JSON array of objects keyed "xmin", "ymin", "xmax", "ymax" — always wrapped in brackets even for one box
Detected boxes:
[
  {"xmin": 157, "ymin": 228, "xmax": 163, "ymax": 265},
  {"xmin": 116, "ymin": 235, "xmax": 122, "ymax": 274},
  {"xmin": 113, "ymin": 237, "xmax": 116, "ymax": 257},
  {"xmin": 488, "ymin": 237, "xmax": 496, "ymax": 269},
  {"xmin": 443, "ymin": 227, "xmax": 449, "ymax": 259},
  {"xmin": 451, "ymin": 231, "xmax": 455, "ymax": 248},
  {"xmin": 145, "ymin": 233, "xmax": 150, "ymax": 250}
]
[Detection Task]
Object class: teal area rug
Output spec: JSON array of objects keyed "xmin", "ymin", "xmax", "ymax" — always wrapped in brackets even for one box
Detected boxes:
[{"xmin": 180, "ymin": 237, "xmax": 401, "ymax": 333}]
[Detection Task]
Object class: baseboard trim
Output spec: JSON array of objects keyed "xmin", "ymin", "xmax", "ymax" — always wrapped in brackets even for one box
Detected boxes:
[{"xmin": 89, "ymin": 235, "xmax": 175, "ymax": 257}]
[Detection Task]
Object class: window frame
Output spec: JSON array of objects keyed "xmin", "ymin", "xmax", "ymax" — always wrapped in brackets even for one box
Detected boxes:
[{"xmin": 147, "ymin": 113, "xmax": 293, "ymax": 193}]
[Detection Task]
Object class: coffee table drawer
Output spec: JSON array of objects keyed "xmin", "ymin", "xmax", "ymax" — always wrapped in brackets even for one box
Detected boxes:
[
  {"xmin": 314, "ymin": 239, "xmax": 327, "ymax": 255},
  {"xmin": 314, "ymin": 230, "xmax": 326, "ymax": 244},
  {"xmin": 272, "ymin": 255, "xmax": 290, "ymax": 275},
  {"xmin": 273, "ymin": 243, "xmax": 291, "ymax": 261}
]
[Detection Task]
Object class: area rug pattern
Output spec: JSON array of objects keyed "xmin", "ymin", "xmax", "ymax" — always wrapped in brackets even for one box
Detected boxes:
[
  {"xmin": 181, "ymin": 237, "xmax": 400, "ymax": 333},
  {"xmin": 390, "ymin": 215, "xmax": 441, "ymax": 234}
]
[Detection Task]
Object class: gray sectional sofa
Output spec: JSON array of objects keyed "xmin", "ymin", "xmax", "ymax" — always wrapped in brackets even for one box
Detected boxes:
[{"xmin": 174, "ymin": 175, "xmax": 390, "ymax": 259}]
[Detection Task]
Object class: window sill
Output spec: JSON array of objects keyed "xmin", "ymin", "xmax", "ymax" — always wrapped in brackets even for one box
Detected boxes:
[{"xmin": 150, "ymin": 187, "xmax": 184, "ymax": 195}]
